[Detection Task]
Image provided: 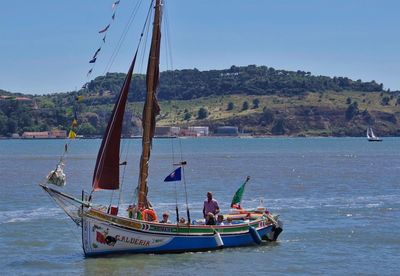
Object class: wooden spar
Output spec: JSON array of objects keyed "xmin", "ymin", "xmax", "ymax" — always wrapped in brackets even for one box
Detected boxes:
[
  {"xmin": 138, "ymin": 0, "xmax": 162, "ymax": 209},
  {"xmin": 39, "ymin": 184, "xmax": 91, "ymax": 207}
]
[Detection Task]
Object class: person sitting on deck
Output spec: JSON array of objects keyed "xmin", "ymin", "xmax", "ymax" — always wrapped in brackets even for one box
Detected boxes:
[
  {"xmin": 126, "ymin": 204, "xmax": 136, "ymax": 218},
  {"xmin": 205, "ymin": 212, "xmax": 216, "ymax": 225},
  {"xmin": 203, "ymin": 192, "xmax": 220, "ymax": 219},
  {"xmin": 216, "ymin": 214, "xmax": 224, "ymax": 225},
  {"xmin": 179, "ymin": 217, "xmax": 186, "ymax": 224},
  {"xmin": 159, "ymin": 212, "xmax": 171, "ymax": 223}
]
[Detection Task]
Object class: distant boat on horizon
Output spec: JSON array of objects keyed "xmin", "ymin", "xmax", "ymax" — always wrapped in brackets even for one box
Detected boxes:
[{"xmin": 367, "ymin": 127, "xmax": 382, "ymax": 142}]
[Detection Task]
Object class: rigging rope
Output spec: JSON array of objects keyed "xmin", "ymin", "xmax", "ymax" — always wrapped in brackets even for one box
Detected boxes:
[{"xmin": 162, "ymin": 0, "xmax": 191, "ymax": 224}]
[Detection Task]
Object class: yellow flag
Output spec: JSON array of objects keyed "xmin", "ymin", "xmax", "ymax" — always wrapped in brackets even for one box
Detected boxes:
[
  {"xmin": 68, "ymin": 130, "xmax": 77, "ymax": 139},
  {"xmin": 71, "ymin": 119, "xmax": 78, "ymax": 128},
  {"xmin": 75, "ymin": 95, "xmax": 84, "ymax": 102}
]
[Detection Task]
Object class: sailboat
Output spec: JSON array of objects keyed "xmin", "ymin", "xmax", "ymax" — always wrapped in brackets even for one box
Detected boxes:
[
  {"xmin": 367, "ymin": 127, "xmax": 382, "ymax": 142},
  {"xmin": 40, "ymin": 0, "xmax": 282, "ymax": 256}
]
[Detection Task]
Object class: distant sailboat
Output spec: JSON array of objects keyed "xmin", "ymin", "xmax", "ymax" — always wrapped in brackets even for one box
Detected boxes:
[
  {"xmin": 40, "ymin": 0, "xmax": 282, "ymax": 256},
  {"xmin": 367, "ymin": 127, "xmax": 382, "ymax": 142}
]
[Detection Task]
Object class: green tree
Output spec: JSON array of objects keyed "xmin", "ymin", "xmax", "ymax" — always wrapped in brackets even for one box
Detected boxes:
[
  {"xmin": 381, "ymin": 96, "xmax": 390, "ymax": 106},
  {"xmin": 271, "ymin": 119, "xmax": 285, "ymax": 135},
  {"xmin": 0, "ymin": 112, "xmax": 8, "ymax": 135},
  {"xmin": 252, "ymin": 98, "xmax": 260, "ymax": 109},
  {"xmin": 227, "ymin": 102, "xmax": 234, "ymax": 111},
  {"xmin": 85, "ymin": 112, "xmax": 100, "ymax": 128},
  {"xmin": 345, "ymin": 102, "xmax": 359, "ymax": 121},
  {"xmin": 197, "ymin": 107, "xmax": 208, "ymax": 119},
  {"xmin": 6, "ymin": 118, "xmax": 17, "ymax": 135},
  {"xmin": 242, "ymin": 101, "xmax": 249, "ymax": 111},
  {"xmin": 259, "ymin": 108, "xmax": 274, "ymax": 126},
  {"xmin": 183, "ymin": 112, "xmax": 191, "ymax": 120},
  {"xmin": 78, "ymin": 122, "xmax": 97, "ymax": 135}
]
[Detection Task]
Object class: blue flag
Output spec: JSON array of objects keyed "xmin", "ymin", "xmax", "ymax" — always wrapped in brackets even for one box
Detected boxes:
[{"xmin": 164, "ymin": 167, "xmax": 182, "ymax": 182}]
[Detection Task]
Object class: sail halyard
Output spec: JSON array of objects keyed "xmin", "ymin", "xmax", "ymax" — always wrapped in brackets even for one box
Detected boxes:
[
  {"xmin": 137, "ymin": 0, "xmax": 162, "ymax": 209},
  {"xmin": 92, "ymin": 51, "xmax": 138, "ymax": 191}
]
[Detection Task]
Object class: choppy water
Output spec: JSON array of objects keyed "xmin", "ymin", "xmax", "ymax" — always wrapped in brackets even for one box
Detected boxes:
[{"xmin": 0, "ymin": 137, "xmax": 399, "ymax": 275}]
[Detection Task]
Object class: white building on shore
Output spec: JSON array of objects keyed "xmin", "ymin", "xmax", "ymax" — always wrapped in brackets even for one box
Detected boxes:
[{"xmin": 187, "ymin": 126, "xmax": 209, "ymax": 137}]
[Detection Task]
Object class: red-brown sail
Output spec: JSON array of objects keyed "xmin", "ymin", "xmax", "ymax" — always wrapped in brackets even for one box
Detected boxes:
[
  {"xmin": 92, "ymin": 51, "xmax": 138, "ymax": 191},
  {"xmin": 137, "ymin": 0, "xmax": 162, "ymax": 208}
]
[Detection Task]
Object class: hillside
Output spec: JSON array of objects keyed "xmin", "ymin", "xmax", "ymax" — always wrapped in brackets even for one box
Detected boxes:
[
  {"xmin": 86, "ymin": 65, "xmax": 384, "ymax": 103},
  {"xmin": 0, "ymin": 65, "xmax": 399, "ymax": 137}
]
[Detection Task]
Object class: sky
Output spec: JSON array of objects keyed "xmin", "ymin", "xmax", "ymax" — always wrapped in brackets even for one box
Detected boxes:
[{"xmin": 0, "ymin": 0, "xmax": 399, "ymax": 94}]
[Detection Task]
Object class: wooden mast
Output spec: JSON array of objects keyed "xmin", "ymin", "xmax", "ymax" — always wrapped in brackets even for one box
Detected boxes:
[{"xmin": 137, "ymin": 0, "xmax": 162, "ymax": 209}]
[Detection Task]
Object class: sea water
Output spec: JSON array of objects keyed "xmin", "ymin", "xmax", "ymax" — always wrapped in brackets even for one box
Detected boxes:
[{"xmin": 0, "ymin": 137, "xmax": 399, "ymax": 275}]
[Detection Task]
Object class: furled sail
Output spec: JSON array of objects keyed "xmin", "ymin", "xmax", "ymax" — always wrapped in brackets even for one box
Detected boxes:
[
  {"xmin": 137, "ymin": 0, "xmax": 162, "ymax": 208},
  {"xmin": 92, "ymin": 51, "xmax": 138, "ymax": 191}
]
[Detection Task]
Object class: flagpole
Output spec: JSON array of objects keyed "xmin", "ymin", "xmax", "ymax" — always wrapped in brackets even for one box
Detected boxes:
[
  {"xmin": 182, "ymin": 166, "xmax": 191, "ymax": 224},
  {"xmin": 174, "ymin": 181, "xmax": 179, "ymax": 223},
  {"xmin": 240, "ymin": 176, "xmax": 251, "ymax": 207}
]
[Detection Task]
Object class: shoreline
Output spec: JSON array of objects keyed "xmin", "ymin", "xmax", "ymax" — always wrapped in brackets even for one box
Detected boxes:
[{"xmin": 0, "ymin": 135, "xmax": 397, "ymax": 140}]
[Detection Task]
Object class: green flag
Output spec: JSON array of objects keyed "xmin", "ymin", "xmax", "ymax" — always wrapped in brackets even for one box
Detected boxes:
[{"xmin": 230, "ymin": 176, "xmax": 250, "ymax": 208}]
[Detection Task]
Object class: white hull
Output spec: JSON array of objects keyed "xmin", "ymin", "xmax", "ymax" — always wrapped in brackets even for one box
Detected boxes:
[{"xmin": 81, "ymin": 208, "xmax": 280, "ymax": 256}]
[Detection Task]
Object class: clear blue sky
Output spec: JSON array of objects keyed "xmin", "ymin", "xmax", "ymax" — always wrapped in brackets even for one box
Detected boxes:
[{"xmin": 1, "ymin": 0, "xmax": 399, "ymax": 94}]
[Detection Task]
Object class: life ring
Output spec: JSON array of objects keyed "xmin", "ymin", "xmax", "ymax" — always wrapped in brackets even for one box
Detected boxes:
[{"xmin": 141, "ymin": 209, "xmax": 158, "ymax": 222}]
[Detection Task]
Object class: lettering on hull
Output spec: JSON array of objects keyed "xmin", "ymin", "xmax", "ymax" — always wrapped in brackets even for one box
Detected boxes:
[
  {"xmin": 85, "ymin": 219, "xmax": 171, "ymax": 252},
  {"xmin": 115, "ymin": 235, "xmax": 150, "ymax": 246}
]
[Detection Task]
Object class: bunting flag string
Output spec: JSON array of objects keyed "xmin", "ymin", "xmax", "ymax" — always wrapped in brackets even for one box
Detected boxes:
[
  {"xmin": 86, "ymin": 0, "xmax": 122, "ymax": 77},
  {"xmin": 64, "ymin": 1, "xmax": 124, "ymax": 155}
]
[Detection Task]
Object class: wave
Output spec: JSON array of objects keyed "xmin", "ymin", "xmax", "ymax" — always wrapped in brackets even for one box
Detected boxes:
[
  {"xmin": 238, "ymin": 194, "xmax": 400, "ymax": 211},
  {"xmin": 0, "ymin": 207, "xmax": 65, "ymax": 225}
]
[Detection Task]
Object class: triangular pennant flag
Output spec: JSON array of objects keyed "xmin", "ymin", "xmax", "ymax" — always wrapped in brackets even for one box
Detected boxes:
[
  {"xmin": 98, "ymin": 24, "xmax": 110, "ymax": 34},
  {"xmin": 71, "ymin": 119, "xmax": 78, "ymax": 128},
  {"xmin": 112, "ymin": 0, "xmax": 120, "ymax": 10},
  {"xmin": 89, "ymin": 57, "xmax": 97, "ymax": 63},
  {"xmin": 112, "ymin": 12, "xmax": 115, "ymax": 20},
  {"xmin": 87, "ymin": 69, "xmax": 93, "ymax": 76},
  {"xmin": 164, "ymin": 167, "xmax": 182, "ymax": 182},
  {"xmin": 102, "ymin": 35, "xmax": 107, "ymax": 43},
  {"xmin": 68, "ymin": 130, "xmax": 77, "ymax": 139},
  {"xmin": 75, "ymin": 95, "xmax": 84, "ymax": 102},
  {"xmin": 93, "ymin": 47, "xmax": 101, "ymax": 59}
]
